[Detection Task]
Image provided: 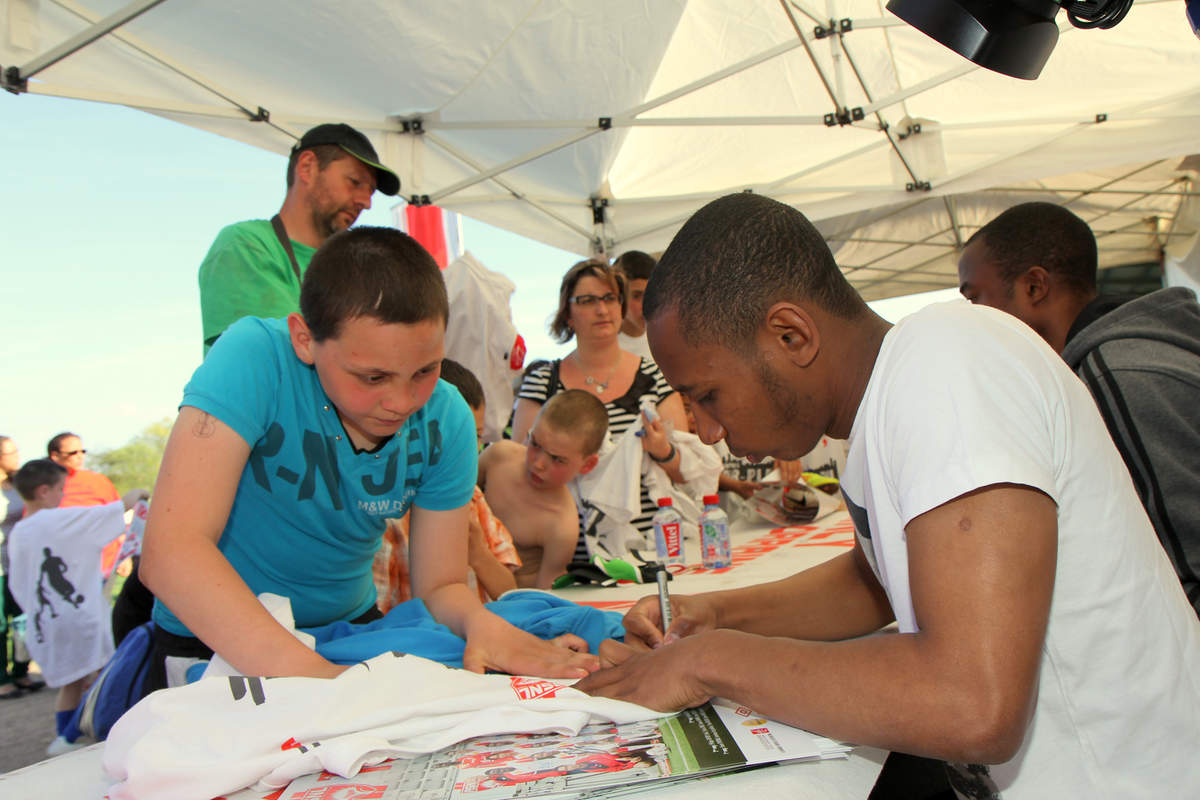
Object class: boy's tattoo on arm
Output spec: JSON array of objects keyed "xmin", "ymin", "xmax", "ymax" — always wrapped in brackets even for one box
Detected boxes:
[{"xmin": 193, "ymin": 412, "xmax": 216, "ymax": 439}]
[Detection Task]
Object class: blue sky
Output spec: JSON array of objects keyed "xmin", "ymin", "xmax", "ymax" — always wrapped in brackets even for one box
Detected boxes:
[{"xmin": 0, "ymin": 92, "xmax": 953, "ymax": 459}]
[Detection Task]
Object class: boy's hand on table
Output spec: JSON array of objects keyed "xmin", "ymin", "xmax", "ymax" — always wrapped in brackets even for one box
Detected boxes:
[
  {"xmin": 574, "ymin": 635, "xmax": 714, "ymax": 712},
  {"xmin": 621, "ymin": 592, "xmax": 718, "ymax": 651},
  {"xmin": 461, "ymin": 609, "xmax": 599, "ymax": 679}
]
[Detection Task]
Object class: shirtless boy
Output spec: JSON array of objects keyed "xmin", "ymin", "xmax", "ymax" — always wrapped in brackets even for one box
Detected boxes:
[{"xmin": 479, "ymin": 390, "xmax": 607, "ymax": 589}]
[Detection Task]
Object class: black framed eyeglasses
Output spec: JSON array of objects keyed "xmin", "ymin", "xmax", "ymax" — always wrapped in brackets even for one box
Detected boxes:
[{"xmin": 569, "ymin": 293, "xmax": 620, "ymax": 307}]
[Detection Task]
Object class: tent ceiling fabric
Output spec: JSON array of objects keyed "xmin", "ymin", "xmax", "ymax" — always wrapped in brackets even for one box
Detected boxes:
[{"xmin": 4, "ymin": 0, "xmax": 1198, "ymax": 300}]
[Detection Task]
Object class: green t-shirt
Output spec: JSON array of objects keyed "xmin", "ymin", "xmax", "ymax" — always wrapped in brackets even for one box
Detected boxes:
[{"xmin": 198, "ymin": 219, "xmax": 316, "ymax": 354}]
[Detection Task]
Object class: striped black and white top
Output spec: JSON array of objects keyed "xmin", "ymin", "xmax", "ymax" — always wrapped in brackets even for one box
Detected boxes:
[{"xmin": 517, "ymin": 358, "xmax": 676, "ymax": 562}]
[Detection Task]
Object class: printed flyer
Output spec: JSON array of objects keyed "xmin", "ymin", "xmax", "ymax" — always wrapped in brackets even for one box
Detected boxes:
[{"xmin": 256, "ymin": 700, "xmax": 848, "ymax": 800}]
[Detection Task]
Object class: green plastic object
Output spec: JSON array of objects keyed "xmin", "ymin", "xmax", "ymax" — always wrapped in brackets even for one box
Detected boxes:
[{"xmin": 595, "ymin": 555, "xmax": 642, "ymax": 583}]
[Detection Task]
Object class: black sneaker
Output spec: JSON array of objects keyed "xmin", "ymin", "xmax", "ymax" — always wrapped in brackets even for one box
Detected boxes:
[{"xmin": 14, "ymin": 676, "xmax": 46, "ymax": 692}]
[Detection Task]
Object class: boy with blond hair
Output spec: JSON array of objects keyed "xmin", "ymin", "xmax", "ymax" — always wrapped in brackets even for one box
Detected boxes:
[{"xmin": 480, "ymin": 390, "xmax": 608, "ymax": 589}]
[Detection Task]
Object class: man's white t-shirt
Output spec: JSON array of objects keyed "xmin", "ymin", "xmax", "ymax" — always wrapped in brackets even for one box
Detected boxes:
[
  {"xmin": 841, "ymin": 302, "xmax": 1200, "ymax": 799},
  {"xmin": 8, "ymin": 501, "xmax": 125, "ymax": 687}
]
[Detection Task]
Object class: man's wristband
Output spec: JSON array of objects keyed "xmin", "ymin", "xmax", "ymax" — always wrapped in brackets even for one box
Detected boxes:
[{"xmin": 649, "ymin": 442, "xmax": 677, "ymax": 463}]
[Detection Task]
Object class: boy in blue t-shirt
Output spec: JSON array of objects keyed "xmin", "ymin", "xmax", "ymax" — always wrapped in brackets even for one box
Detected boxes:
[{"xmin": 141, "ymin": 227, "xmax": 598, "ymax": 687}]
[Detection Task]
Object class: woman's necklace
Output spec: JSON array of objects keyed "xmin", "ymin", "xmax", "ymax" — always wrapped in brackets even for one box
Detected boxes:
[{"xmin": 574, "ymin": 351, "xmax": 620, "ymax": 395}]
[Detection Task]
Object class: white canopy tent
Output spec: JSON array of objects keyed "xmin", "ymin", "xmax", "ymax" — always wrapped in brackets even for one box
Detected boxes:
[{"xmin": 4, "ymin": 0, "xmax": 1199, "ymax": 300}]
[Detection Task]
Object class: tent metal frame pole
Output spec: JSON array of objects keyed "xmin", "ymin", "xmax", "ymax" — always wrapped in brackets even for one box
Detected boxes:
[
  {"xmin": 779, "ymin": 0, "xmax": 843, "ymax": 111},
  {"xmin": 5, "ymin": 0, "xmax": 165, "ymax": 89},
  {"xmin": 846, "ymin": 225, "xmax": 958, "ymax": 272},
  {"xmin": 936, "ymin": 123, "xmax": 1085, "ymax": 190},
  {"xmin": 983, "ymin": 186, "xmax": 1197, "ymax": 198},
  {"xmin": 850, "ymin": 176, "xmax": 1189, "ymax": 294},
  {"xmin": 943, "ymin": 196, "xmax": 964, "ymax": 250},
  {"xmin": 33, "ymin": 0, "xmax": 295, "ymax": 135},
  {"xmin": 1060, "ymin": 160, "xmax": 1167, "ymax": 208},
  {"xmin": 849, "ymin": 264, "xmax": 959, "ymax": 281},
  {"xmin": 621, "ymin": 39, "xmax": 806, "ymax": 120},
  {"xmin": 832, "ymin": 235, "xmax": 953, "ymax": 246},
  {"xmin": 421, "ymin": 131, "xmax": 594, "ymax": 244},
  {"xmin": 425, "ymin": 126, "xmax": 602, "ymax": 204},
  {"xmin": 936, "ymin": 110, "xmax": 1200, "ymax": 130},
  {"xmin": 617, "ymin": 140, "xmax": 890, "ymax": 244},
  {"xmin": 859, "ymin": 63, "xmax": 978, "ymax": 117},
  {"xmin": 767, "ymin": 140, "xmax": 890, "ymax": 192},
  {"xmin": 837, "ymin": 35, "xmax": 923, "ymax": 187},
  {"xmin": 1085, "ymin": 179, "xmax": 1184, "ymax": 235},
  {"xmin": 20, "ymin": 82, "xmax": 254, "ymax": 118},
  {"xmin": 853, "ymin": 251, "xmax": 960, "ymax": 292},
  {"xmin": 823, "ymin": 195, "xmax": 938, "ymax": 241},
  {"xmin": 785, "ymin": 0, "xmax": 825, "ymax": 26}
]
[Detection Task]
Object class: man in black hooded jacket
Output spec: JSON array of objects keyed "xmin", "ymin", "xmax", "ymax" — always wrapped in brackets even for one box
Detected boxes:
[{"xmin": 958, "ymin": 201, "xmax": 1200, "ymax": 615}]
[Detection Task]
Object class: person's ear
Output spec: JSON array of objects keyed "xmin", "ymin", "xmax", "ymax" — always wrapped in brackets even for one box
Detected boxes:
[
  {"xmin": 764, "ymin": 302, "xmax": 820, "ymax": 368},
  {"xmin": 288, "ymin": 313, "xmax": 317, "ymax": 365},
  {"xmin": 1020, "ymin": 266, "xmax": 1052, "ymax": 306},
  {"xmin": 577, "ymin": 453, "xmax": 600, "ymax": 476},
  {"xmin": 292, "ymin": 149, "xmax": 321, "ymax": 188}
]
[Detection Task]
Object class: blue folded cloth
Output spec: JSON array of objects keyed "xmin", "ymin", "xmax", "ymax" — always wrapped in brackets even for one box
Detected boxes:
[{"xmin": 306, "ymin": 589, "xmax": 625, "ymax": 669}]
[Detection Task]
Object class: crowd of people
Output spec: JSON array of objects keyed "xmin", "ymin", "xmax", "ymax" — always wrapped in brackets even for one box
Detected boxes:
[{"xmin": 3, "ymin": 119, "xmax": 1197, "ymax": 798}]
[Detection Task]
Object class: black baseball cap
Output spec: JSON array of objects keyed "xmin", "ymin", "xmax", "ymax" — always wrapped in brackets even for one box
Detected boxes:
[{"xmin": 293, "ymin": 123, "xmax": 400, "ymax": 196}]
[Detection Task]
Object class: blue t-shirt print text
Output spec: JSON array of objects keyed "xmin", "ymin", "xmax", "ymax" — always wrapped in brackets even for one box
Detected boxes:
[{"xmin": 247, "ymin": 419, "xmax": 443, "ymax": 516}]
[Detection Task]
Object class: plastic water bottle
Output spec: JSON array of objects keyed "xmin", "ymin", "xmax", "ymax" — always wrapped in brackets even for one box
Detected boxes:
[
  {"xmin": 653, "ymin": 497, "xmax": 686, "ymax": 568},
  {"xmin": 699, "ymin": 494, "xmax": 732, "ymax": 569}
]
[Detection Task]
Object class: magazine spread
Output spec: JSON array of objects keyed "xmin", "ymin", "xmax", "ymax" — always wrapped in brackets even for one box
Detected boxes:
[{"xmin": 223, "ymin": 700, "xmax": 848, "ymax": 800}]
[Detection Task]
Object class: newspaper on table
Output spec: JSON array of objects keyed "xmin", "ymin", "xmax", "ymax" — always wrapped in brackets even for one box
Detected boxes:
[{"xmin": 221, "ymin": 699, "xmax": 848, "ymax": 800}]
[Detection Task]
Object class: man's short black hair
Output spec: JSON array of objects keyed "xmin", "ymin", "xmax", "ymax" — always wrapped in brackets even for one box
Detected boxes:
[
  {"xmin": 14, "ymin": 458, "xmax": 67, "ymax": 502},
  {"xmin": 613, "ymin": 251, "xmax": 656, "ymax": 282},
  {"xmin": 285, "ymin": 144, "xmax": 348, "ymax": 190},
  {"xmin": 300, "ymin": 227, "xmax": 449, "ymax": 342},
  {"xmin": 967, "ymin": 202, "xmax": 1098, "ymax": 295},
  {"xmin": 47, "ymin": 432, "xmax": 78, "ymax": 457},
  {"xmin": 440, "ymin": 358, "xmax": 485, "ymax": 410},
  {"xmin": 644, "ymin": 193, "xmax": 866, "ymax": 351}
]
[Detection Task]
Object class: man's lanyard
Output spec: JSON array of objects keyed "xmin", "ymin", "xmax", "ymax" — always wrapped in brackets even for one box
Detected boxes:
[{"xmin": 270, "ymin": 214, "xmax": 302, "ymax": 282}]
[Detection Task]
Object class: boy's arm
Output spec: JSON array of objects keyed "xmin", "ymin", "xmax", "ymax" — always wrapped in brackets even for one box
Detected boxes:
[
  {"xmin": 642, "ymin": 393, "xmax": 688, "ymax": 482},
  {"xmin": 510, "ymin": 398, "xmax": 542, "ymax": 445},
  {"xmin": 534, "ymin": 508, "xmax": 580, "ymax": 590},
  {"xmin": 476, "ymin": 442, "xmax": 494, "ymax": 488},
  {"xmin": 410, "ymin": 503, "xmax": 598, "ymax": 678},
  {"xmin": 139, "ymin": 406, "xmax": 344, "ymax": 679},
  {"xmin": 466, "ymin": 512, "xmax": 518, "ymax": 600}
]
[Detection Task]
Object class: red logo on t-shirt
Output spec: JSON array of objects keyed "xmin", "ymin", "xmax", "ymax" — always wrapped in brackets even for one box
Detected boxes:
[
  {"xmin": 510, "ymin": 676, "xmax": 561, "ymax": 700},
  {"xmin": 751, "ymin": 727, "xmax": 769, "ymax": 735},
  {"xmin": 510, "ymin": 334, "xmax": 527, "ymax": 371}
]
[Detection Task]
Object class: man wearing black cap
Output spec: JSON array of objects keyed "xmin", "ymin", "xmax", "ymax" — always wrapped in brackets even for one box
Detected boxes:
[{"xmin": 198, "ymin": 123, "xmax": 401, "ymax": 354}]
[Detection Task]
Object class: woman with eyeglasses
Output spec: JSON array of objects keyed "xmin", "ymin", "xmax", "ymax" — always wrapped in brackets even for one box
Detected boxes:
[
  {"xmin": 0, "ymin": 436, "xmax": 44, "ymax": 699},
  {"xmin": 512, "ymin": 260, "xmax": 690, "ymax": 566}
]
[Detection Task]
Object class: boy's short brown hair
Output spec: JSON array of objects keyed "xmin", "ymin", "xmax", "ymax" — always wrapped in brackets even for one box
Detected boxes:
[
  {"xmin": 535, "ymin": 390, "xmax": 608, "ymax": 456},
  {"xmin": 13, "ymin": 459, "xmax": 67, "ymax": 502},
  {"xmin": 300, "ymin": 227, "xmax": 448, "ymax": 343}
]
